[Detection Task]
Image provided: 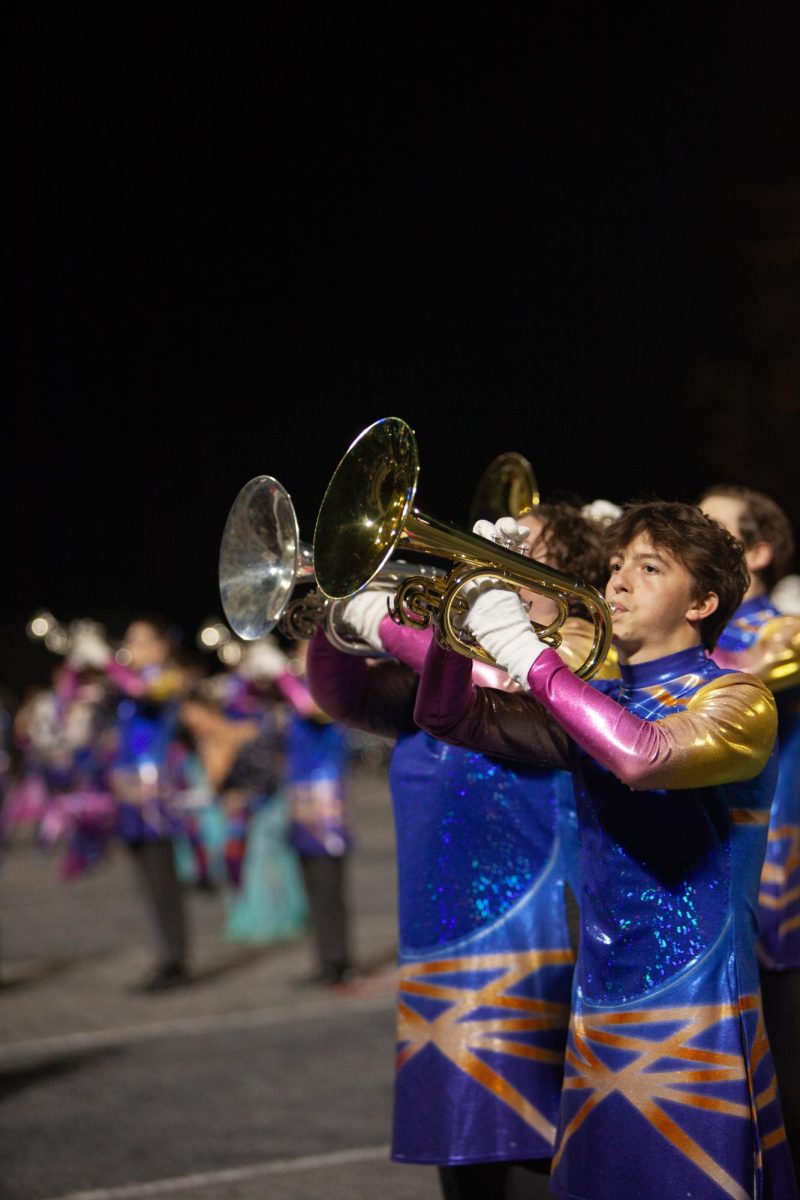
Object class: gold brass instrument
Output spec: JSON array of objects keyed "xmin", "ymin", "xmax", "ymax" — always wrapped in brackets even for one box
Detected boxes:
[
  {"xmin": 467, "ymin": 451, "xmax": 539, "ymax": 527},
  {"xmin": 218, "ymin": 475, "xmax": 442, "ymax": 654},
  {"xmin": 313, "ymin": 417, "xmax": 612, "ymax": 680}
]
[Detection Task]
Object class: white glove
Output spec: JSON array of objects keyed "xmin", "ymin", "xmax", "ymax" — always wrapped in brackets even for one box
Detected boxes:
[
  {"xmin": 772, "ymin": 574, "xmax": 800, "ymax": 615},
  {"xmin": 239, "ymin": 637, "xmax": 287, "ymax": 682},
  {"xmin": 464, "ymin": 582, "xmax": 547, "ymax": 689},
  {"xmin": 341, "ymin": 589, "xmax": 392, "ymax": 653},
  {"xmin": 473, "ymin": 516, "xmax": 530, "ymax": 550},
  {"xmin": 581, "ymin": 498, "xmax": 622, "ymax": 528},
  {"xmin": 66, "ymin": 621, "xmax": 111, "ymax": 670}
]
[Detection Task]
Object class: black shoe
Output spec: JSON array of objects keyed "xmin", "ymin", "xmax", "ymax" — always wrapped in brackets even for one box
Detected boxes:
[
  {"xmin": 297, "ymin": 963, "xmax": 359, "ymax": 988},
  {"xmin": 133, "ymin": 963, "xmax": 190, "ymax": 994}
]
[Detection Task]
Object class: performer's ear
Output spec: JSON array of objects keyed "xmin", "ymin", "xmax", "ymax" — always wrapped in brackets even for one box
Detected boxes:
[
  {"xmin": 744, "ymin": 540, "xmax": 773, "ymax": 578},
  {"xmin": 686, "ymin": 591, "xmax": 718, "ymax": 627}
]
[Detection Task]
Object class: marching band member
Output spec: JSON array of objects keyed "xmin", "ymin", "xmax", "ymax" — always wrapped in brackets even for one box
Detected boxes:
[
  {"xmin": 698, "ymin": 485, "xmax": 800, "ymax": 969},
  {"xmin": 413, "ymin": 501, "xmax": 797, "ymax": 1200},
  {"xmin": 276, "ymin": 637, "xmax": 357, "ymax": 986},
  {"xmin": 308, "ymin": 503, "xmax": 610, "ymax": 1199},
  {"xmin": 71, "ymin": 616, "xmax": 194, "ymax": 993},
  {"xmin": 699, "ymin": 484, "xmax": 800, "ymax": 1175},
  {"xmin": 5, "ymin": 653, "xmax": 116, "ymax": 877},
  {"xmin": 179, "ymin": 651, "xmax": 306, "ymax": 945}
]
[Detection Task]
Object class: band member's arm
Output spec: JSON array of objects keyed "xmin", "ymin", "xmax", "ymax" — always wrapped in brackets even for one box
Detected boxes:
[
  {"xmin": 105, "ymin": 660, "xmax": 185, "ymax": 703},
  {"xmin": 306, "ymin": 627, "xmax": 419, "ymax": 739},
  {"xmin": 273, "ymin": 670, "xmax": 325, "ymax": 720},
  {"xmin": 414, "ymin": 637, "xmax": 571, "ymax": 769},
  {"xmin": 417, "ymin": 576, "xmax": 777, "ymax": 787},
  {"xmin": 711, "ymin": 615, "xmax": 800, "ymax": 693},
  {"xmin": 378, "ymin": 617, "xmax": 434, "ymax": 673},
  {"xmin": 527, "ymin": 649, "xmax": 777, "ymax": 789}
]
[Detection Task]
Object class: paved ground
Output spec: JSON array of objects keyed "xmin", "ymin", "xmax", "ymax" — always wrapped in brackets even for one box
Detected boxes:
[{"xmin": 0, "ymin": 761, "xmax": 452, "ymax": 1200}]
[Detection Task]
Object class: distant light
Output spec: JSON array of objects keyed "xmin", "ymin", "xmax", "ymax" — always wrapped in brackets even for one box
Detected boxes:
[
  {"xmin": 44, "ymin": 628, "xmax": 69, "ymax": 654},
  {"xmin": 27, "ymin": 611, "xmax": 55, "ymax": 640},
  {"xmin": 219, "ymin": 642, "xmax": 242, "ymax": 666},
  {"xmin": 197, "ymin": 620, "xmax": 231, "ymax": 652}
]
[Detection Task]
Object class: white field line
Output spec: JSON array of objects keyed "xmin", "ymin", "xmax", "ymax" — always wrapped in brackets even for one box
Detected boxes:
[
  {"xmin": 0, "ymin": 991, "xmax": 394, "ymax": 1063},
  {"xmin": 40, "ymin": 1145, "xmax": 393, "ymax": 1199}
]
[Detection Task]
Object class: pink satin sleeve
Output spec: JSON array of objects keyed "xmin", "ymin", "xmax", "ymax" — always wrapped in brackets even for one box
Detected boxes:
[
  {"xmin": 527, "ymin": 649, "xmax": 777, "ymax": 790},
  {"xmin": 56, "ymin": 667, "xmax": 82, "ymax": 702},
  {"xmin": 274, "ymin": 670, "xmax": 319, "ymax": 718},
  {"xmin": 378, "ymin": 617, "xmax": 432, "ymax": 672},
  {"xmin": 414, "ymin": 639, "xmax": 570, "ymax": 770},
  {"xmin": 306, "ymin": 628, "xmax": 418, "ymax": 739},
  {"xmin": 105, "ymin": 659, "xmax": 146, "ymax": 697},
  {"xmin": 377, "ymin": 617, "xmax": 511, "ymax": 688}
]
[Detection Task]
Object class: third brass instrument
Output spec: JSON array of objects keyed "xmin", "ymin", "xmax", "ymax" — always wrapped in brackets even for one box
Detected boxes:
[{"xmin": 312, "ymin": 417, "xmax": 612, "ymax": 680}]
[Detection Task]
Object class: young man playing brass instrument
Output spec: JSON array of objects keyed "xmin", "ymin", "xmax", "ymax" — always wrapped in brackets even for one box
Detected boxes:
[{"xmin": 413, "ymin": 500, "xmax": 797, "ymax": 1200}]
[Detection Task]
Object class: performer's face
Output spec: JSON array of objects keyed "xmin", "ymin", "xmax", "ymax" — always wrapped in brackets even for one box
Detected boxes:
[
  {"xmin": 698, "ymin": 493, "xmax": 745, "ymax": 540},
  {"xmin": 699, "ymin": 493, "xmax": 770, "ymax": 598},
  {"xmin": 123, "ymin": 621, "xmax": 170, "ymax": 671},
  {"xmin": 606, "ymin": 533, "xmax": 717, "ymax": 663}
]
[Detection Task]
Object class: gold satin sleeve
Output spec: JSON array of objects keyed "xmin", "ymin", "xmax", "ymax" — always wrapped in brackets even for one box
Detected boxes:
[
  {"xmin": 636, "ymin": 672, "xmax": 777, "ymax": 791},
  {"xmin": 735, "ymin": 615, "xmax": 800, "ymax": 693},
  {"xmin": 557, "ymin": 617, "xmax": 620, "ymax": 681},
  {"xmin": 145, "ymin": 668, "xmax": 186, "ymax": 703}
]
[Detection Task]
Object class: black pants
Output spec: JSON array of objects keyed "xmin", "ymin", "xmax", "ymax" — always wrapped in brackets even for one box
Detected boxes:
[
  {"xmin": 127, "ymin": 839, "xmax": 188, "ymax": 969},
  {"xmin": 438, "ymin": 1159, "xmax": 552, "ymax": 1200},
  {"xmin": 299, "ymin": 853, "xmax": 351, "ymax": 977},
  {"xmin": 761, "ymin": 967, "xmax": 800, "ymax": 1181}
]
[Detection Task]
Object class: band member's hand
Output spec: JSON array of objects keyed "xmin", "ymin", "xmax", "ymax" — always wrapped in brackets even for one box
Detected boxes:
[
  {"xmin": 341, "ymin": 589, "xmax": 392, "ymax": 653},
  {"xmin": 239, "ymin": 637, "xmax": 287, "ymax": 682},
  {"xmin": 464, "ymin": 582, "xmax": 547, "ymax": 688},
  {"xmin": 581, "ymin": 498, "xmax": 622, "ymax": 528},
  {"xmin": 472, "ymin": 516, "xmax": 530, "ymax": 550},
  {"xmin": 66, "ymin": 622, "xmax": 112, "ymax": 670}
]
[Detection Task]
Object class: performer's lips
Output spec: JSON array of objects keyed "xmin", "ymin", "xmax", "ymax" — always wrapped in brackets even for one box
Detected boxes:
[{"xmin": 610, "ymin": 602, "xmax": 627, "ymax": 615}]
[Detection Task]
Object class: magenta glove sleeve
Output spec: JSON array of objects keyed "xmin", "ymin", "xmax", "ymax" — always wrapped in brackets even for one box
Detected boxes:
[
  {"xmin": 527, "ymin": 649, "xmax": 776, "ymax": 790},
  {"xmin": 414, "ymin": 639, "xmax": 569, "ymax": 769},
  {"xmin": 274, "ymin": 670, "xmax": 318, "ymax": 718},
  {"xmin": 378, "ymin": 617, "xmax": 433, "ymax": 672},
  {"xmin": 105, "ymin": 659, "xmax": 147, "ymax": 697},
  {"xmin": 306, "ymin": 627, "xmax": 418, "ymax": 738}
]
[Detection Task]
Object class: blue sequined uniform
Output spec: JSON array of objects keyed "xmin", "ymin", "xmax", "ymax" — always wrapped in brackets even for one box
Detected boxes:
[
  {"xmin": 551, "ymin": 647, "xmax": 795, "ymax": 1200},
  {"xmin": 716, "ymin": 596, "xmax": 800, "ymax": 971},
  {"xmin": 390, "ymin": 729, "xmax": 577, "ymax": 1165}
]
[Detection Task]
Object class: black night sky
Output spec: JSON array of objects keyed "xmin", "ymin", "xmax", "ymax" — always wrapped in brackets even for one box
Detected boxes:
[{"xmin": 9, "ymin": 7, "xmax": 800, "ymax": 696}]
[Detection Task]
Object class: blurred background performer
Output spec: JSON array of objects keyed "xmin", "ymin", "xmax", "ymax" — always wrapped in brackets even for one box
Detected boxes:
[
  {"xmin": 5, "ymin": 630, "xmax": 117, "ymax": 879},
  {"xmin": 699, "ymin": 484, "xmax": 800, "ymax": 1170},
  {"xmin": 72, "ymin": 617, "xmax": 194, "ymax": 993},
  {"xmin": 277, "ymin": 638, "xmax": 356, "ymax": 986},
  {"xmin": 180, "ymin": 644, "xmax": 306, "ymax": 944},
  {"xmin": 308, "ymin": 503, "xmax": 612, "ymax": 1200}
]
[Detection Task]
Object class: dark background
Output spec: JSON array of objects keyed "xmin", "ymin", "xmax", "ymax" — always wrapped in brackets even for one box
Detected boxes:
[{"xmin": 9, "ymin": 6, "xmax": 800, "ymax": 698}]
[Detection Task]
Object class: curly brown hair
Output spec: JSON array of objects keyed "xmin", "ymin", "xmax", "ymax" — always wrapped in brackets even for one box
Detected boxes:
[
  {"xmin": 699, "ymin": 484, "xmax": 796, "ymax": 591},
  {"xmin": 531, "ymin": 503, "xmax": 608, "ymax": 616},
  {"xmin": 602, "ymin": 500, "xmax": 749, "ymax": 649}
]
